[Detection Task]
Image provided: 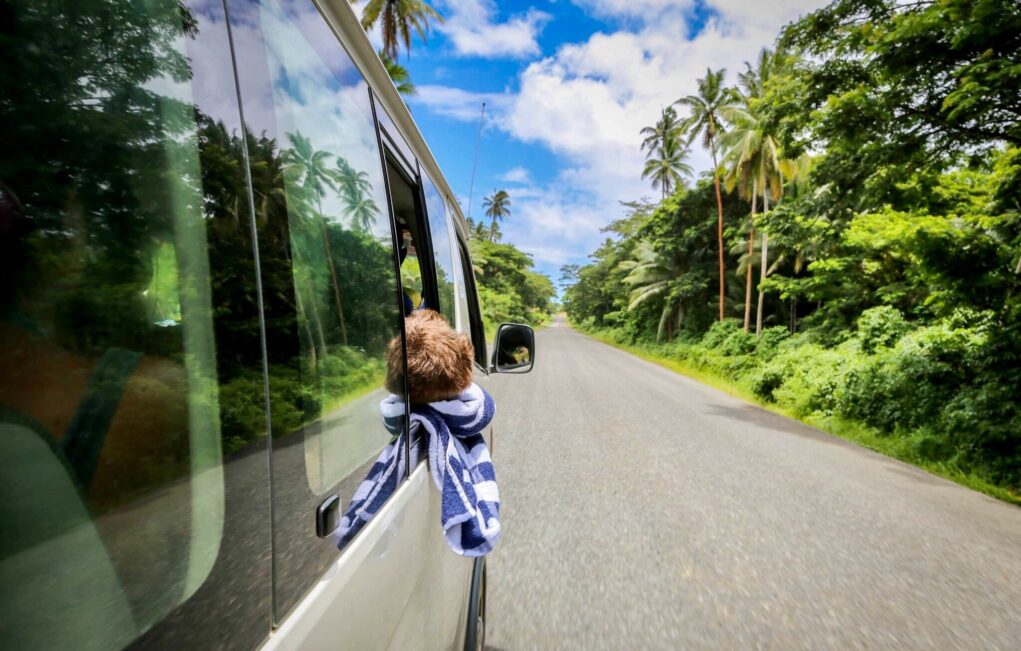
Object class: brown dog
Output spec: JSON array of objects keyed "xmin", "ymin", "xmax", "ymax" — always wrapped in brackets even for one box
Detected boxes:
[{"xmin": 385, "ymin": 309, "xmax": 474, "ymax": 405}]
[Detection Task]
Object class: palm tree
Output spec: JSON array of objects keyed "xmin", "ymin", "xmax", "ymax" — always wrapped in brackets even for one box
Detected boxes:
[
  {"xmin": 482, "ymin": 190, "xmax": 511, "ymax": 240},
  {"xmin": 284, "ymin": 132, "xmax": 348, "ymax": 345},
  {"xmin": 333, "ymin": 157, "xmax": 379, "ymax": 231},
  {"xmin": 641, "ymin": 134, "xmax": 693, "ymax": 200},
  {"xmin": 640, "ymin": 107, "xmax": 682, "ymax": 160},
  {"xmin": 466, "ymin": 217, "xmax": 490, "ymax": 241},
  {"xmin": 352, "ymin": 0, "xmax": 443, "ymax": 60},
  {"xmin": 676, "ymin": 68, "xmax": 739, "ymax": 322},
  {"xmin": 721, "ymin": 49, "xmax": 786, "ymax": 332},
  {"xmin": 722, "ymin": 138, "xmax": 762, "ymax": 332},
  {"xmin": 620, "ymin": 241, "xmax": 684, "ymax": 341},
  {"xmin": 379, "ymin": 50, "xmax": 415, "ymax": 95}
]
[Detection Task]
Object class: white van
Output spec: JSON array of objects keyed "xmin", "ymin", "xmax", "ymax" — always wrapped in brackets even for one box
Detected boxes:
[{"xmin": 0, "ymin": 0, "xmax": 533, "ymax": 648}]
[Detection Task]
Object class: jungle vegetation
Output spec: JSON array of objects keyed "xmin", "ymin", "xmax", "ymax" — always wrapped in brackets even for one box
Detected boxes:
[{"xmin": 563, "ymin": 0, "xmax": 1021, "ymax": 497}]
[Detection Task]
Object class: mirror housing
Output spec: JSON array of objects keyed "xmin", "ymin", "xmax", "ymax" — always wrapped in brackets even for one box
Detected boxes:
[{"xmin": 491, "ymin": 323, "xmax": 534, "ymax": 374}]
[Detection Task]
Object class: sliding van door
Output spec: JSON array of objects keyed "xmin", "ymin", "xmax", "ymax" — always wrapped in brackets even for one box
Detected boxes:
[{"xmin": 223, "ymin": 0, "xmax": 419, "ymax": 644}]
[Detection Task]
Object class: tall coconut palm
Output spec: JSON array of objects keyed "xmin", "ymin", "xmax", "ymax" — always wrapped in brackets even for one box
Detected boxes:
[
  {"xmin": 333, "ymin": 157, "xmax": 379, "ymax": 231},
  {"xmin": 482, "ymin": 190, "xmax": 511, "ymax": 240},
  {"xmin": 620, "ymin": 241, "xmax": 684, "ymax": 341},
  {"xmin": 379, "ymin": 50, "xmax": 415, "ymax": 95},
  {"xmin": 641, "ymin": 134, "xmax": 693, "ymax": 200},
  {"xmin": 721, "ymin": 139, "xmax": 762, "ymax": 332},
  {"xmin": 721, "ymin": 49, "xmax": 786, "ymax": 332},
  {"xmin": 640, "ymin": 107, "xmax": 682, "ymax": 160},
  {"xmin": 353, "ymin": 0, "xmax": 443, "ymax": 60},
  {"xmin": 676, "ymin": 68, "xmax": 739, "ymax": 321},
  {"xmin": 722, "ymin": 106, "xmax": 783, "ymax": 336},
  {"xmin": 284, "ymin": 132, "xmax": 348, "ymax": 345}
]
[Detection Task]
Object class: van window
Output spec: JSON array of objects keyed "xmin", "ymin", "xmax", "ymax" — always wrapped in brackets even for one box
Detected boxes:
[
  {"xmin": 0, "ymin": 0, "xmax": 234, "ymax": 647},
  {"xmin": 449, "ymin": 223, "xmax": 475, "ymax": 336},
  {"xmin": 423, "ymin": 174, "xmax": 457, "ymax": 325},
  {"xmin": 227, "ymin": 0, "xmax": 407, "ymax": 619}
]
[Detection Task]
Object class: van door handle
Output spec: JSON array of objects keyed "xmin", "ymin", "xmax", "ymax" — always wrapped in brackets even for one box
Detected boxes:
[{"xmin": 316, "ymin": 494, "xmax": 340, "ymax": 538}]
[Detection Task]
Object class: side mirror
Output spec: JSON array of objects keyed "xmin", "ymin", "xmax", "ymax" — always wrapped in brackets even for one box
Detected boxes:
[{"xmin": 491, "ymin": 323, "xmax": 535, "ymax": 374}]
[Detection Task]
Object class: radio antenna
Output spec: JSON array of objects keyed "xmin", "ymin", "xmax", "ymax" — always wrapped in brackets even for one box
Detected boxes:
[{"xmin": 466, "ymin": 101, "xmax": 486, "ymax": 221}]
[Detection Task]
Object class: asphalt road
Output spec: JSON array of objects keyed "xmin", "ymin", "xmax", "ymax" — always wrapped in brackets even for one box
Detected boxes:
[{"xmin": 484, "ymin": 317, "xmax": 1021, "ymax": 650}]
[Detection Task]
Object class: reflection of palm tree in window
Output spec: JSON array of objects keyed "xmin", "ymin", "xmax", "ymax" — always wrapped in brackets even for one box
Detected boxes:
[
  {"xmin": 334, "ymin": 157, "xmax": 379, "ymax": 232},
  {"xmin": 283, "ymin": 131, "xmax": 348, "ymax": 345}
]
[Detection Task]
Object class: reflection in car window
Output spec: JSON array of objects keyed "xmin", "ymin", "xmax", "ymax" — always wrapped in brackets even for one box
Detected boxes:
[
  {"xmin": 0, "ymin": 0, "xmax": 239, "ymax": 647},
  {"xmin": 449, "ymin": 221, "xmax": 474, "ymax": 335},
  {"xmin": 424, "ymin": 174, "xmax": 457, "ymax": 325},
  {"xmin": 228, "ymin": 0, "xmax": 407, "ymax": 619},
  {"xmin": 254, "ymin": 0, "xmax": 403, "ymax": 494}
]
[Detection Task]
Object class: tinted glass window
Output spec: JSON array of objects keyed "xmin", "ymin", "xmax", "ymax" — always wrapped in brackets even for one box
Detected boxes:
[
  {"xmin": 424, "ymin": 175, "xmax": 457, "ymax": 325},
  {"xmin": 226, "ymin": 0, "xmax": 406, "ymax": 619},
  {"xmin": 0, "ymin": 0, "xmax": 271, "ymax": 647},
  {"xmin": 449, "ymin": 223, "xmax": 475, "ymax": 335}
]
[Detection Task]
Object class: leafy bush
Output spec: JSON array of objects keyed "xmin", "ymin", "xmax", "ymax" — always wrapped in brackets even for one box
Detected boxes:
[
  {"xmin": 755, "ymin": 326, "xmax": 790, "ymax": 358},
  {"xmin": 700, "ymin": 319, "xmax": 744, "ymax": 351},
  {"xmin": 855, "ymin": 306, "xmax": 910, "ymax": 353}
]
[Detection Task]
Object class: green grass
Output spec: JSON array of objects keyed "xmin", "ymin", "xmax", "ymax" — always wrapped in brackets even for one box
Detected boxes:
[{"xmin": 582, "ymin": 328, "xmax": 1021, "ymax": 506}]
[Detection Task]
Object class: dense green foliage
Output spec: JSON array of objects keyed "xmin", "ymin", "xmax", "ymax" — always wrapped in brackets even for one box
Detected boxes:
[
  {"xmin": 565, "ymin": 0, "xmax": 1021, "ymax": 494},
  {"xmin": 466, "ymin": 230, "xmax": 556, "ymax": 333}
]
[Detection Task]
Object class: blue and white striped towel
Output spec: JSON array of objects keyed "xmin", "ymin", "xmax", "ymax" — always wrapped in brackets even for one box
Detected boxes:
[{"xmin": 335, "ymin": 383, "xmax": 499, "ymax": 556}]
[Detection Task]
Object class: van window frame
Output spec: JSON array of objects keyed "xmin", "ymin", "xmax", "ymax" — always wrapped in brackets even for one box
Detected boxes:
[{"xmin": 454, "ymin": 234, "xmax": 488, "ymax": 368}]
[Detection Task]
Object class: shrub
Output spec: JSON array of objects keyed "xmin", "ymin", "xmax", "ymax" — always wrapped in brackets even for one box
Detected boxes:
[
  {"xmin": 700, "ymin": 319, "xmax": 744, "ymax": 351},
  {"xmin": 770, "ymin": 344, "xmax": 852, "ymax": 417},
  {"xmin": 755, "ymin": 326, "xmax": 790, "ymax": 358},
  {"xmin": 855, "ymin": 305, "xmax": 909, "ymax": 354},
  {"xmin": 841, "ymin": 321, "xmax": 989, "ymax": 431}
]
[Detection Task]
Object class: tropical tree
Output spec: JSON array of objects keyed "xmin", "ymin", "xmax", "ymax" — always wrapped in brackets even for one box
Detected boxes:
[
  {"xmin": 352, "ymin": 0, "xmax": 443, "ymax": 60},
  {"xmin": 482, "ymin": 190, "xmax": 511, "ymax": 240},
  {"xmin": 641, "ymin": 134, "xmax": 693, "ymax": 200},
  {"xmin": 721, "ymin": 49, "xmax": 787, "ymax": 332},
  {"xmin": 466, "ymin": 216, "xmax": 490, "ymax": 242},
  {"xmin": 619, "ymin": 241, "xmax": 684, "ymax": 341},
  {"xmin": 333, "ymin": 157, "xmax": 379, "ymax": 231},
  {"xmin": 640, "ymin": 107, "xmax": 682, "ymax": 160},
  {"xmin": 677, "ymin": 68, "xmax": 738, "ymax": 321},
  {"xmin": 379, "ymin": 50, "xmax": 415, "ymax": 95},
  {"xmin": 284, "ymin": 132, "xmax": 348, "ymax": 345}
]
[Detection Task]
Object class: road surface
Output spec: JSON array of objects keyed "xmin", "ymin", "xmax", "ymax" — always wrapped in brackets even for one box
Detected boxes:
[{"xmin": 484, "ymin": 318, "xmax": 1021, "ymax": 650}]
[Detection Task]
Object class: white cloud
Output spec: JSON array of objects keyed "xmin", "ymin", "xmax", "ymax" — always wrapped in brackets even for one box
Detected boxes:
[
  {"xmin": 438, "ymin": 0, "xmax": 550, "ymax": 59},
  {"xmin": 497, "ymin": 166, "xmax": 531, "ymax": 184},
  {"xmin": 413, "ymin": 84, "xmax": 510, "ymax": 121},
  {"xmin": 418, "ymin": 0, "xmax": 829, "ymax": 270},
  {"xmin": 571, "ymin": 0, "xmax": 693, "ymax": 20}
]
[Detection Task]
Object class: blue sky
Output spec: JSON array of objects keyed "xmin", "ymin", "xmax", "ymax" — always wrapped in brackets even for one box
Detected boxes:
[{"xmin": 357, "ymin": 0, "xmax": 827, "ymax": 289}]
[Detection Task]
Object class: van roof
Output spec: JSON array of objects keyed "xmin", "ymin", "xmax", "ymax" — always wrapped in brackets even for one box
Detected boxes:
[{"xmin": 316, "ymin": 0, "xmax": 468, "ymax": 238}]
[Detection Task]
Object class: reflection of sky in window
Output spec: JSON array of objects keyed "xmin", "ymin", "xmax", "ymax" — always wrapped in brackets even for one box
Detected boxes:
[{"xmin": 258, "ymin": 0, "xmax": 389, "ymax": 240}]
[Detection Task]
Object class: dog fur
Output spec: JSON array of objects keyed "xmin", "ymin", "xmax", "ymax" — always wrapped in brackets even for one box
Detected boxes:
[{"xmin": 386, "ymin": 309, "xmax": 474, "ymax": 405}]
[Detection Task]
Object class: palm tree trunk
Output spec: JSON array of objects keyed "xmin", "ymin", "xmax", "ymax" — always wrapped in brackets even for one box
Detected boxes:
[
  {"xmin": 318, "ymin": 207, "xmax": 348, "ymax": 346},
  {"xmin": 712, "ymin": 147, "xmax": 725, "ymax": 321},
  {"xmin": 756, "ymin": 188, "xmax": 770, "ymax": 336},
  {"xmin": 743, "ymin": 183, "xmax": 758, "ymax": 332}
]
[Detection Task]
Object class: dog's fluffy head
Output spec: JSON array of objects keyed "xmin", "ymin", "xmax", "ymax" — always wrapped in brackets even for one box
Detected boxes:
[{"xmin": 385, "ymin": 309, "xmax": 474, "ymax": 404}]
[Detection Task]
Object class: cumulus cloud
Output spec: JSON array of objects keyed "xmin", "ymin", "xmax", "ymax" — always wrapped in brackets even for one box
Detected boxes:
[
  {"xmin": 437, "ymin": 0, "xmax": 550, "ymax": 59},
  {"xmin": 418, "ymin": 0, "xmax": 830, "ymax": 269},
  {"xmin": 414, "ymin": 84, "xmax": 508, "ymax": 121},
  {"xmin": 497, "ymin": 166, "xmax": 531, "ymax": 184},
  {"xmin": 570, "ymin": 0, "xmax": 694, "ymax": 20}
]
